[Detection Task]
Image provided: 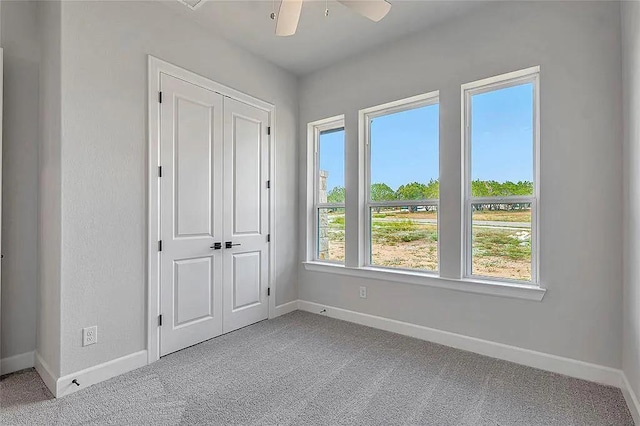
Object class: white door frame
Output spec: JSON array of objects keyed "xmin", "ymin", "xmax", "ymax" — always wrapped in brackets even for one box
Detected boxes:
[{"xmin": 147, "ymin": 55, "xmax": 276, "ymax": 364}]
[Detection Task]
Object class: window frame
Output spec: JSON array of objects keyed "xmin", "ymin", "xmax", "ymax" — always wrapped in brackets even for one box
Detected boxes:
[
  {"xmin": 461, "ymin": 66, "xmax": 541, "ymax": 285},
  {"xmin": 362, "ymin": 91, "xmax": 441, "ymax": 273},
  {"xmin": 311, "ymin": 116, "xmax": 346, "ymax": 264}
]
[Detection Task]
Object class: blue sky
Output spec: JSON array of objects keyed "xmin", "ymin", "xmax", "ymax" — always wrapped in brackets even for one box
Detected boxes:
[
  {"xmin": 370, "ymin": 104, "xmax": 439, "ymax": 190},
  {"xmin": 318, "ymin": 128, "xmax": 346, "ymax": 192},
  {"xmin": 318, "ymin": 82, "xmax": 534, "ymax": 192},
  {"xmin": 471, "ymin": 83, "xmax": 534, "ymax": 183}
]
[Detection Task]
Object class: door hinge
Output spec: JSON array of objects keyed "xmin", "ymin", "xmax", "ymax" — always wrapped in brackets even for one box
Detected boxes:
[
  {"xmin": 159, "ymin": 91, "xmax": 163, "ymax": 103},
  {"xmin": 158, "ymin": 166, "xmax": 163, "ymax": 177},
  {"xmin": 158, "ymin": 314, "xmax": 163, "ymax": 326},
  {"xmin": 158, "ymin": 240, "xmax": 163, "ymax": 252},
  {"xmin": 266, "ymin": 180, "xmax": 270, "ymax": 189},
  {"xmin": 267, "ymin": 234, "xmax": 271, "ymax": 243},
  {"xmin": 267, "ymin": 126, "xmax": 271, "ymax": 136},
  {"xmin": 267, "ymin": 287, "xmax": 271, "ymax": 297}
]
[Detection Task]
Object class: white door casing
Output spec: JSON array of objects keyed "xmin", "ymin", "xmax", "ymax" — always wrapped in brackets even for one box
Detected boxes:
[
  {"xmin": 222, "ymin": 97, "xmax": 270, "ymax": 333},
  {"xmin": 159, "ymin": 73, "xmax": 224, "ymax": 356}
]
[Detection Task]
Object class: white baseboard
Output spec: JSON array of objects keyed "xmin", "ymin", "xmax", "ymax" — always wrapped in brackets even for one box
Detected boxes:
[
  {"xmin": 35, "ymin": 352, "xmax": 58, "ymax": 395},
  {"xmin": 272, "ymin": 300, "xmax": 299, "ymax": 318},
  {"xmin": 56, "ymin": 350, "xmax": 147, "ymax": 397},
  {"xmin": 622, "ymin": 373, "xmax": 640, "ymax": 424},
  {"xmin": 1, "ymin": 351, "xmax": 35, "ymax": 375},
  {"xmin": 25, "ymin": 302, "xmax": 637, "ymax": 420},
  {"xmin": 298, "ymin": 300, "xmax": 623, "ymax": 388}
]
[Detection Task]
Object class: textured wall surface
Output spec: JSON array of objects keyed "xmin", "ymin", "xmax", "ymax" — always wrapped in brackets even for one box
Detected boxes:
[
  {"xmin": 0, "ymin": 0, "xmax": 630, "ymax": 386},
  {"xmin": 299, "ymin": 1, "xmax": 623, "ymax": 368},
  {"xmin": 622, "ymin": 0, "xmax": 640, "ymax": 404},
  {"xmin": 0, "ymin": 0, "xmax": 39, "ymax": 362},
  {"xmin": 57, "ymin": 1, "xmax": 298, "ymax": 375}
]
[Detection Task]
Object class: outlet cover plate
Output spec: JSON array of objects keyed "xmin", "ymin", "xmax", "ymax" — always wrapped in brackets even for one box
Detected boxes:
[
  {"xmin": 83, "ymin": 326, "xmax": 98, "ymax": 346},
  {"xmin": 359, "ymin": 286, "xmax": 367, "ymax": 299}
]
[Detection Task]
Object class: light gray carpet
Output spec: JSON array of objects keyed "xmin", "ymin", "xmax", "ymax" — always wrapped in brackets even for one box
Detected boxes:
[{"xmin": 0, "ymin": 311, "xmax": 634, "ymax": 425}]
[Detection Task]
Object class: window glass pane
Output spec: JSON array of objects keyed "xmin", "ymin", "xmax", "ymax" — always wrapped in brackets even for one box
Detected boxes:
[
  {"xmin": 370, "ymin": 104, "xmax": 439, "ymax": 201},
  {"xmin": 471, "ymin": 83, "xmax": 534, "ymax": 196},
  {"xmin": 317, "ymin": 208, "xmax": 345, "ymax": 262},
  {"xmin": 370, "ymin": 206, "xmax": 438, "ymax": 271},
  {"xmin": 318, "ymin": 128, "xmax": 345, "ymax": 203},
  {"xmin": 471, "ymin": 203, "xmax": 531, "ymax": 281}
]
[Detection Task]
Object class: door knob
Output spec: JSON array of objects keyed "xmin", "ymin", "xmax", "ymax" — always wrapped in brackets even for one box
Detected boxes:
[
  {"xmin": 225, "ymin": 242, "xmax": 241, "ymax": 249},
  {"xmin": 210, "ymin": 242, "xmax": 222, "ymax": 250}
]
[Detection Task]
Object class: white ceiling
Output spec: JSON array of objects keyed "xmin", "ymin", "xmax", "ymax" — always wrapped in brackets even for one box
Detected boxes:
[{"xmin": 162, "ymin": 0, "xmax": 486, "ymax": 76}]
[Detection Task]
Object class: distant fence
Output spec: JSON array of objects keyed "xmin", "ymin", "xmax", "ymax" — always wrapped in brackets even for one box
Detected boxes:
[{"xmin": 471, "ymin": 203, "xmax": 532, "ymax": 211}]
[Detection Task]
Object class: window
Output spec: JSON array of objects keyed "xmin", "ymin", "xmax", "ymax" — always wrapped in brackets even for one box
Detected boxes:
[
  {"xmin": 304, "ymin": 68, "xmax": 545, "ymax": 300},
  {"xmin": 363, "ymin": 92, "xmax": 440, "ymax": 272},
  {"xmin": 313, "ymin": 117, "xmax": 345, "ymax": 263},
  {"xmin": 462, "ymin": 67, "xmax": 540, "ymax": 283}
]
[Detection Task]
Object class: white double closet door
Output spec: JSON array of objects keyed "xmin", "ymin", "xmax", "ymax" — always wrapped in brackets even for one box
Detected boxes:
[{"xmin": 159, "ymin": 74, "xmax": 270, "ymax": 357}]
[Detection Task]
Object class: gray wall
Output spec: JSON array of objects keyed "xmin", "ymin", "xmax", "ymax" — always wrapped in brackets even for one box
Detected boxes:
[
  {"xmin": 0, "ymin": 1, "xmax": 40, "ymax": 362},
  {"xmin": 37, "ymin": 0, "xmax": 63, "ymax": 377},
  {"xmin": 0, "ymin": 0, "xmax": 629, "ymax": 382},
  {"xmin": 622, "ymin": 0, "xmax": 640, "ymax": 403},
  {"xmin": 55, "ymin": 1, "xmax": 298, "ymax": 375},
  {"xmin": 299, "ymin": 1, "xmax": 623, "ymax": 368}
]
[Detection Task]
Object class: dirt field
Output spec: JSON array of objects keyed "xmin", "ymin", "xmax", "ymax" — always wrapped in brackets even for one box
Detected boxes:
[
  {"xmin": 327, "ymin": 240, "xmax": 438, "ymax": 271},
  {"xmin": 324, "ymin": 210, "xmax": 532, "ymax": 281}
]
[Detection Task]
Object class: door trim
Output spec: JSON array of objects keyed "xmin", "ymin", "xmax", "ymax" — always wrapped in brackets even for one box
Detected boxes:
[{"xmin": 147, "ymin": 55, "xmax": 276, "ymax": 364}]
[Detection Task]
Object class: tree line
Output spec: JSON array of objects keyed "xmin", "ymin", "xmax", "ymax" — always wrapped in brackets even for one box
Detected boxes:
[{"xmin": 327, "ymin": 179, "xmax": 533, "ymax": 203}]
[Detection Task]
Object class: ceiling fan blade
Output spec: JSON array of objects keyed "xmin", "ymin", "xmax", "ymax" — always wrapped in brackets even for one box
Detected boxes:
[
  {"xmin": 337, "ymin": 0, "xmax": 391, "ymax": 22},
  {"xmin": 276, "ymin": 0, "xmax": 304, "ymax": 36}
]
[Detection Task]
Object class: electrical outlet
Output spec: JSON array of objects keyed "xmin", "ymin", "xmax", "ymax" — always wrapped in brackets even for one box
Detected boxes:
[
  {"xmin": 359, "ymin": 286, "xmax": 367, "ymax": 299},
  {"xmin": 83, "ymin": 326, "xmax": 98, "ymax": 346}
]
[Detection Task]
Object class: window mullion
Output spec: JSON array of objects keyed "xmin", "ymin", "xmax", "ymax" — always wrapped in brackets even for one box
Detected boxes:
[
  {"xmin": 317, "ymin": 203, "xmax": 346, "ymax": 209},
  {"xmin": 469, "ymin": 196, "xmax": 534, "ymax": 204},
  {"xmin": 369, "ymin": 200, "xmax": 439, "ymax": 207}
]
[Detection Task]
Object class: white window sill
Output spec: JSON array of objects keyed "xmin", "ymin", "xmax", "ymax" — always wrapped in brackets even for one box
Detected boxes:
[{"xmin": 302, "ymin": 261, "xmax": 546, "ymax": 301}]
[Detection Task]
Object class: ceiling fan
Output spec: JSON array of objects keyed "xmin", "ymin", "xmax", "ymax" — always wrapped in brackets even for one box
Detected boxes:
[{"xmin": 274, "ymin": 0, "xmax": 392, "ymax": 36}]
